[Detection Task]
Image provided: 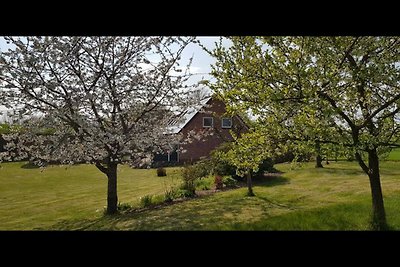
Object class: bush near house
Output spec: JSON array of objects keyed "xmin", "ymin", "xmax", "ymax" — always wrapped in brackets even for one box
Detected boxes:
[
  {"xmin": 210, "ymin": 143, "xmax": 277, "ymax": 180},
  {"xmin": 157, "ymin": 167, "xmax": 167, "ymax": 177},
  {"xmin": 180, "ymin": 165, "xmax": 201, "ymax": 196}
]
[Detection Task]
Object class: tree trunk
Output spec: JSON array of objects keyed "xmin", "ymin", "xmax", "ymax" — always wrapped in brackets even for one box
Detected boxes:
[
  {"xmin": 367, "ymin": 149, "xmax": 387, "ymax": 230},
  {"xmin": 246, "ymin": 170, "xmax": 255, "ymax": 196},
  {"xmin": 106, "ymin": 162, "xmax": 118, "ymax": 215},
  {"xmin": 315, "ymin": 140, "xmax": 323, "ymax": 168}
]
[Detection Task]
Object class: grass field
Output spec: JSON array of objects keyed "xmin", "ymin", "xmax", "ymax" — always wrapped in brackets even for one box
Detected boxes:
[
  {"xmin": 0, "ymin": 162, "xmax": 181, "ymax": 230},
  {"xmin": 2, "ymin": 160, "xmax": 400, "ymax": 230},
  {"xmin": 386, "ymin": 148, "xmax": 400, "ymax": 161}
]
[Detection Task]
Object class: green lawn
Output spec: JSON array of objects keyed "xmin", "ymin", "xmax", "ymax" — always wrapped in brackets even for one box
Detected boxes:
[
  {"xmin": 387, "ymin": 148, "xmax": 400, "ymax": 161},
  {"xmin": 0, "ymin": 162, "xmax": 181, "ymax": 230},
  {"xmin": 2, "ymin": 160, "xmax": 400, "ymax": 230}
]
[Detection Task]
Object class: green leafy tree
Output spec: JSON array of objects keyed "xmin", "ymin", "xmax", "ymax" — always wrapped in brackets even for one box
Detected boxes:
[
  {"xmin": 214, "ymin": 128, "xmax": 275, "ymax": 196},
  {"xmin": 206, "ymin": 36, "xmax": 400, "ymax": 230}
]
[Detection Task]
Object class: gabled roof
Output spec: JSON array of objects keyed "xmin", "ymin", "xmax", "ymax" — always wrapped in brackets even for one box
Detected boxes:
[{"xmin": 166, "ymin": 97, "xmax": 212, "ymax": 134}]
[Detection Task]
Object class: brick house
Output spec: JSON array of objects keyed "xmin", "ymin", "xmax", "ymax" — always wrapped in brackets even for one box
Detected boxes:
[{"xmin": 154, "ymin": 97, "xmax": 248, "ymax": 165}]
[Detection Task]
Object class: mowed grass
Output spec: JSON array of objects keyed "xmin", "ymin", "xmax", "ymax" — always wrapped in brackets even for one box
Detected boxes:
[
  {"xmin": 2, "ymin": 160, "xmax": 400, "ymax": 230},
  {"xmin": 387, "ymin": 148, "xmax": 400, "ymax": 161},
  {"xmin": 0, "ymin": 162, "xmax": 181, "ymax": 230},
  {"xmin": 48, "ymin": 161, "xmax": 400, "ymax": 230}
]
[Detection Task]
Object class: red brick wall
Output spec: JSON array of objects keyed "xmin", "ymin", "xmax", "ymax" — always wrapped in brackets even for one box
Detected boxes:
[{"xmin": 178, "ymin": 98, "xmax": 247, "ymax": 163}]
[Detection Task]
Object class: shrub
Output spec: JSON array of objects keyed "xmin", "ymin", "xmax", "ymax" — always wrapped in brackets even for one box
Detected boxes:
[
  {"xmin": 181, "ymin": 163, "xmax": 211, "ymax": 195},
  {"xmin": 140, "ymin": 195, "xmax": 153, "ymax": 208},
  {"xmin": 214, "ymin": 175, "xmax": 223, "ymax": 190},
  {"xmin": 210, "ymin": 143, "xmax": 277, "ymax": 180},
  {"xmin": 223, "ymin": 176, "xmax": 238, "ymax": 188},
  {"xmin": 181, "ymin": 169, "xmax": 197, "ymax": 194},
  {"xmin": 177, "ymin": 188, "xmax": 196, "ymax": 198},
  {"xmin": 210, "ymin": 143, "xmax": 238, "ymax": 177},
  {"xmin": 253, "ymin": 158, "xmax": 278, "ymax": 178},
  {"xmin": 195, "ymin": 177, "xmax": 213, "ymax": 190},
  {"xmin": 157, "ymin": 167, "xmax": 167, "ymax": 177},
  {"xmin": 117, "ymin": 202, "xmax": 133, "ymax": 212},
  {"xmin": 151, "ymin": 195, "xmax": 165, "ymax": 206},
  {"xmin": 184, "ymin": 159, "xmax": 213, "ymax": 179},
  {"xmin": 164, "ymin": 187, "xmax": 177, "ymax": 203}
]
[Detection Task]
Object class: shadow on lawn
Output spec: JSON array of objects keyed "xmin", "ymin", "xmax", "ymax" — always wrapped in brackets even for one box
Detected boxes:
[
  {"xmin": 253, "ymin": 173, "xmax": 290, "ymax": 187},
  {"xmin": 20, "ymin": 162, "xmax": 40, "ymax": 169},
  {"xmin": 46, "ymin": 174, "xmax": 293, "ymax": 230},
  {"xmin": 318, "ymin": 166, "xmax": 365, "ymax": 176}
]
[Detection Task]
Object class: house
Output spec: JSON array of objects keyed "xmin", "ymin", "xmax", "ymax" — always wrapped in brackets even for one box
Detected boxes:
[{"xmin": 153, "ymin": 97, "xmax": 249, "ymax": 165}]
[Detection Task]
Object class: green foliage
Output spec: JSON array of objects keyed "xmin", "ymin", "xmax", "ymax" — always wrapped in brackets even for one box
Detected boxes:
[
  {"xmin": 180, "ymin": 162, "xmax": 213, "ymax": 195},
  {"xmin": 253, "ymin": 158, "xmax": 277, "ymax": 177},
  {"xmin": 195, "ymin": 177, "xmax": 213, "ymax": 190},
  {"xmin": 117, "ymin": 202, "xmax": 133, "ymax": 212},
  {"xmin": 139, "ymin": 195, "xmax": 153, "ymax": 208},
  {"xmin": 206, "ymin": 36, "xmax": 400, "ymax": 229},
  {"xmin": 151, "ymin": 195, "xmax": 165, "ymax": 206},
  {"xmin": 176, "ymin": 188, "xmax": 196, "ymax": 198},
  {"xmin": 214, "ymin": 130, "xmax": 275, "ymax": 177},
  {"xmin": 210, "ymin": 143, "xmax": 238, "ymax": 177},
  {"xmin": 164, "ymin": 187, "xmax": 175, "ymax": 203},
  {"xmin": 0, "ymin": 123, "xmax": 23, "ymax": 134},
  {"xmin": 0, "ymin": 124, "xmax": 11, "ymax": 134},
  {"xmin": 163, "ymin": 186, "xmax": 195, "ymax": 200},
  {"xmin": 180, "ymin": 166, "xmax": 197, "ymax": 193},
  {"xmin": 210, "ymin": 142, "xmax": 278, "ymax": 180},
  {"xmin": 163, "ymin": 187, "xmax": 190, "ymax": 202},
  {"xmin": 157, "ymin": 167, "xmax": 167, "ymax": 177},
  {"xmin": 222, "ymin": 176, "xmax": 238, "ymax": 188},
  {"xmin": 190, "ymin": 160, "xmax": 213, "ymax": 178},
  {"xmin": 207, "ymin": 36, "xmax": 400, "ymax": 163}
]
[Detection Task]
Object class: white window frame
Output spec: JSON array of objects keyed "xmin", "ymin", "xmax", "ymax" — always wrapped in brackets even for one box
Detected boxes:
[
  {"xmin": 221, "ymin": 117, "xmax": 232, "ymax": 129},
  {"xmin": 203, "ymin": 117, "xmax": 214, "ymax": 128}
]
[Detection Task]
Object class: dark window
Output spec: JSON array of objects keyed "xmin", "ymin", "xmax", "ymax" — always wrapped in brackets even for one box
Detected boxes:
[
  {"xmin": 221, "ymin": 118, "xmax": 232, "ymax": 128},
  {"xmin": 203, "ymin": 117, "xmax": 213, "ymax": 128}
]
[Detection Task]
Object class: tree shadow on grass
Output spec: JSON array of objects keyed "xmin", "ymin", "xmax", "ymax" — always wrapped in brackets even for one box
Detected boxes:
[
  {"xmin": 20, "ymin": 162, "xmax": 41, "ymax": 169},
  {"xmin": 319, "ymin": 167, "xmax": 365, "ymax": 176},
  {"xmin": 253, "ymin": 174, "xmax": 290, "ymax": 187},
  {"xmin": 46, "ymin": 176, "xmax": 293, "ymax": 231},
  {"xmin": 44, "ymin": 213, "xmax": 127, "ymax": 231}
]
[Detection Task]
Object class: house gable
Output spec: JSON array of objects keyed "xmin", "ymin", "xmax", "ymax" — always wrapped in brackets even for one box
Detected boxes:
[{"xmin": 178, "ymin": 97, "xmax": 248, "ymax": 163}]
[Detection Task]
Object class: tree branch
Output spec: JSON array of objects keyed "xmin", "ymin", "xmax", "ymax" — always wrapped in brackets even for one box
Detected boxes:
[
  {"xmin": 355, "ymin": 152, "xmax": 369, "ymax": 174},
  {"xmin": 316, "ymin": 90, "xmax": 356, "ymax": 131},
  {"xmin": 360, "ymin": 91, "xmax": 400, "ymax": 128},
  {"xmin": 95, "ymin": 161, "xmax": 108, "ymax": 174}
]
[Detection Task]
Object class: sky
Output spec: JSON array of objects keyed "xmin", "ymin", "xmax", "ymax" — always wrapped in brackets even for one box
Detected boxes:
[
  {"xmin": 0, "ymin": 36, "xmax": 222, "ymax": 82},
  {"xmin": 0, "ymin": 36, "xmax": 226, "ymax": 121}
]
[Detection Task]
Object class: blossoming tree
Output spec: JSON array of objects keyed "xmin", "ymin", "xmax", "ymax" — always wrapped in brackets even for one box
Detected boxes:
[{"xmin": 0, "ymin": 36, "xmax": 197, "ymax": 214}]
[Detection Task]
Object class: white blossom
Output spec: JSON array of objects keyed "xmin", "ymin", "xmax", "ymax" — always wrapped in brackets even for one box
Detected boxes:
[{"xmin": 0, "ymin": 36, "xmax": 203, "ymax": 168}]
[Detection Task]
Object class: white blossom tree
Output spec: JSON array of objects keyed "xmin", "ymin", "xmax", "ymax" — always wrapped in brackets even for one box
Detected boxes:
[{"xmin": 0, "ymin": 36, "xmax": 198, "ymax": 214}]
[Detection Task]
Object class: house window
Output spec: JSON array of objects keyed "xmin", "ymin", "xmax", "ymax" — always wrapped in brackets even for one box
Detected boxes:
[
  {"xmin": 203, "ymin": 117, "xmax": 213, "ymax": 128},
  {"xmin": 221, "ymin": 118, "xmax": 232, "ymax": 128}
]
